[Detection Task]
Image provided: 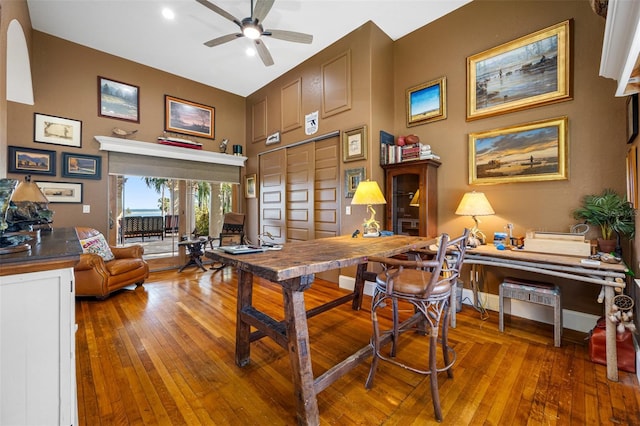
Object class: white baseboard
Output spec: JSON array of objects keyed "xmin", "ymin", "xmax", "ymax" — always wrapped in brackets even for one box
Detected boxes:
[{"xmin": 338, "ymin": 275, "xmax": 599, "ymax": 333}]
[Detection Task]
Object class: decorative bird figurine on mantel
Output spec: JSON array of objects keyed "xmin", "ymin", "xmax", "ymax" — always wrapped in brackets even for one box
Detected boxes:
[
  {"xmin": 219, "ymin": 138, "xmax": 229, "ymax": 153},
  {"xmin": 112, "ymin": 127, "xmax": 138, "ymax": 138}
]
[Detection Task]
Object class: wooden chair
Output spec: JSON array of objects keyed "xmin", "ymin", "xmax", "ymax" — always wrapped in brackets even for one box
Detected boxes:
[
  {"xmin": 365, "ymin": 229, "xmax": 469, "ymax": 422},
  {"xmin": 208, "ymin": 212, "xmax": 246, "ymax": 271}
]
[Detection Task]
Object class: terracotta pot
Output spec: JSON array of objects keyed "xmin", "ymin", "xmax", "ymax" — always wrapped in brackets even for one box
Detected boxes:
[{"xmin": 597, "ymin": 238, "xmax": 616, "ymax": 253}]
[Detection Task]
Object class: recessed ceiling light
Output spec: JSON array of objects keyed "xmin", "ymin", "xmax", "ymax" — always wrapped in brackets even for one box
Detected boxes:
[{"xmin": 162, "ymin": 8, "xmax": 175, "ymax": 20}]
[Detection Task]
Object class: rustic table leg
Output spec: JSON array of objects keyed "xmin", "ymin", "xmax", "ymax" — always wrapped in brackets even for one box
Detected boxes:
[
  {"xmin": 283, "ymin": 284, "xmax": 319, "ymax": 426},
  {"xmin": 352, "ymin": 263, "xmax": 368, "ymax": 310},
  {"xmin": 603, "ymin": 284, "xmax": 619, "ymax": 382},
  {"xmin": 235, "ymin": 270, "xmax": 254, "ymax": 367}
]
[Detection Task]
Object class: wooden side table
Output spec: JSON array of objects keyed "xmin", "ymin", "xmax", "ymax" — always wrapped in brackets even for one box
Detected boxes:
[{"xmin": 177, "ymin": 237, "xmax": 208, "ymax": 272}]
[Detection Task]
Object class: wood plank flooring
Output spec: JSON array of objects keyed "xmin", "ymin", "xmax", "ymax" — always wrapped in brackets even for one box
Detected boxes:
[{"xmin": 75, "ymin": 268, "xmax": 640, "ymax": 425}]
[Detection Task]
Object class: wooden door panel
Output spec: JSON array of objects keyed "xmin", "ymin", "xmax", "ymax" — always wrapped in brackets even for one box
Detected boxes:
[
  {"xmin": 286, "ymin": 144, "xmax": 314, "ymax": 242},
  {"xmin": 260, "ymin": 150, "xmax": 286, "ymax": 243}
]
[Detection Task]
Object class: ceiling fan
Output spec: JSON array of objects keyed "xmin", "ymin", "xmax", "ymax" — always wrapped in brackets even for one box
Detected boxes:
[{"xmin": 196, "ymin": 0, "xmax": 314, "ymax": 66}]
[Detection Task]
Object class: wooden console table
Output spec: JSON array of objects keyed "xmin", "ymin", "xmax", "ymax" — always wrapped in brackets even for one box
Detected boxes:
[
  {"xmin": 464, "ymin": 245, "xmax": 628, "ymax": 382},
  {"xmin": 205, "ymin": 235, "xmax": 431, "ymax": 425}
]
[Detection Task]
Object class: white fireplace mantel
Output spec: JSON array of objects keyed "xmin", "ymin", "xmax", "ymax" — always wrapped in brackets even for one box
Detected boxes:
[{"xmin": 94, "ymin": 136, "xmax": 247, "ymax": 167}]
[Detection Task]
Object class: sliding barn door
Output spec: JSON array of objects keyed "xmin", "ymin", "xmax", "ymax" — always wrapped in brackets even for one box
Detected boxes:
[
  {"xmin": 314, "ymin": 137, "xmax": 340, "ymax": 239},
  {"xmin": 259, "ymin": 149, "xmax": 286, "ymax": 243}
]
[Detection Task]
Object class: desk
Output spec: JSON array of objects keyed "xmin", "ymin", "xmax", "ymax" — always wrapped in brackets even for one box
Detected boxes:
[
  {"xmin": 464, "ymin": 245, "xmax": 627, "ymax": 381},
  {"xmin": 205, "ymin": 235, "xmax": 430, "ymax": 425},
  {"xmin": 177, "ymin": 237, "xmax": 208, "ymax": 272}
]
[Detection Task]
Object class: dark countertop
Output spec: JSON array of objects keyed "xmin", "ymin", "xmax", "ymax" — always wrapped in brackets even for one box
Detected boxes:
[{"xmin": 0, "ymin": 227, "xmax": 82, "ymax": 276}]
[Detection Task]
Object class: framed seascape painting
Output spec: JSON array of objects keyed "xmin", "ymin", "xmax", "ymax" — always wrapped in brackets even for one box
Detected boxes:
[
  {"xmin": 98, "ymin": 76, "xmax": 140, "ymax": 123},
  {"xmin": 36, "ymin": 181, "xmax": 83, "ymax": 203},
  {"xmin": 468, "ymin": 116, "xmax": 568, "ymax": 185},
  {"xmin": 61, "ymin": 152, "xmax": 102, "ymax": 180},
  {"xmin": 8, "ymin": 146, "xmax": 56, "ymax": 176},
  {"xmin": 406, "ymin": 76, "xmax": 447, "ymax": 127},
  {"xmin": 165, "ymin": 95, "xmax": 215, "ymax": 139},
  {"xmin": 34, "ymin": 113, "xmax": 82, "ymax": 148},
  {"xmin": 467, "ymin": 20, "xmax": 571, "ymax": 121}
]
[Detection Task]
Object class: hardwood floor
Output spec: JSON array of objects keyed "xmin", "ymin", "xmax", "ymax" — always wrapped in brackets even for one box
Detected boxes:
[{"xmin": 75, "ymin": 268, "xmax": 640, "ymax": 425}]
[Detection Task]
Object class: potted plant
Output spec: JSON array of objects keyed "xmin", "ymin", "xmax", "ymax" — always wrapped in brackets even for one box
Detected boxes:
[{"xmin": 572, "ymin": 189, "xmax": 636, "ymax": 254}]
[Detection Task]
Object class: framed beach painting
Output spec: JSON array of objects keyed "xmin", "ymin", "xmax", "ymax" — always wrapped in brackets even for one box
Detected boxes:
[
  {"xmin": 36, "ymin": 181, "xmax": 83, "ymax": 203},
  {"xmin": 165, "ymin": 95, "xmax": 215, "ymax": 139},
  {"xmin": 467, "ymin": 20, "xmax": 571, "ymax": 121},
  {"xmin": 468, "ymin": 116, "xmax": 568, "ymax": 185},
  {"xmin": 98, "ymin": 76, "xmax": 140, "ymax": 123},
  {"xmin": 406, "ymin": 76, "xmax": 447, "ymax": 127},
  {"xmin": 61, "ymin": 152, "xmax": 102, "ymax": 180}
]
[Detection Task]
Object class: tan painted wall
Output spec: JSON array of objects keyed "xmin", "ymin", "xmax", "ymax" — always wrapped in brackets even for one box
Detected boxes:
[{"xmin": 6, "ymin": 31, "xmax": 246, "ymax": 235}]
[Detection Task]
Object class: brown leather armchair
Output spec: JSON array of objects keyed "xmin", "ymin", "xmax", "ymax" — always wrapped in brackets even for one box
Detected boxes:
[{"xmin": 74, "ymin": 227, "xmax": 149, "ymax": 298}]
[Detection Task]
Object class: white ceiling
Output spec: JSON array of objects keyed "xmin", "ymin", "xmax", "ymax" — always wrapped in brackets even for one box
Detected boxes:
[{"xmin": 26, "ymin": 0, "xmax": 471, "ymax": 97}]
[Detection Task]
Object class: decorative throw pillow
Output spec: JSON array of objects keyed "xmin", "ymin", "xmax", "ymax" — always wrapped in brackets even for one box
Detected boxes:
[{"xmin": 80, "ymin": 233, "xmax": 115, "ymax": 261}]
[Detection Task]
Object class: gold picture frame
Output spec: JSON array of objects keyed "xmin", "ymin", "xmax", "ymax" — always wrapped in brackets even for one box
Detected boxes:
[
  {"xmin": 466, "ymin": 20, "xmax": 571, "ymax": 121},
  {"xmin": 342, "ymin": 125, "xmax": 367, "ymax": 162},
  {"xmin": 406, "ymin": 76, "xmax": 447, "ymax": 127},
  {"xmin": 469, "ymin": 116, "xmax": 568, "ymax": 185},
  {"xmin": 344, "ymin": 167, "xmax": 365, "ymax": 198},
  {"xmin": 244, "ymin": 174, "xmax": 257, "ymax": 199}
]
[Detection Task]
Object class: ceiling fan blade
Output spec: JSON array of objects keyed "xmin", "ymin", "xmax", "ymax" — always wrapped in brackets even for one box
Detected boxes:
[
  {"xmin": 264, "ymin": 29, "xmax": 313, "ymax": 44},
  {"xmin": 204, "ymin": 33, "xmax": 243, "ymax": 47},
  {"xmin": 254, "ymin": 39, "xmax": 274, "ymax": 66},
  {"xmin": 195, "ymin": 0, "xmax": 242, "ymax": 27},
  {"xmin": 252, "ymin": 0, "xmax": 274, "ymax": 23}
]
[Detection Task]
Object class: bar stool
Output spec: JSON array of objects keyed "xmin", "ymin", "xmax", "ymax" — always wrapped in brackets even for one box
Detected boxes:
[
  {"xmin": 499, "ymin": 277, "xmax": 562, "ymax": 347},
  {"xmin": 365, "ymin": 229, "xmax": 469, "ymax": 422}
]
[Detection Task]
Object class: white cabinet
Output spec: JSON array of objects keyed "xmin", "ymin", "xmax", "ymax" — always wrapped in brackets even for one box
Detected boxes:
[{"xmin": 0, "ymin": 267, "xmax": 76, "ymax": 425}]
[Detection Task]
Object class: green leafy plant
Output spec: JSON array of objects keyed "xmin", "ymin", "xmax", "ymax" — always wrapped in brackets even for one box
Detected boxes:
[{"xmin": 572, "ymin": 189, "xmax": 635, "ymax": 240}]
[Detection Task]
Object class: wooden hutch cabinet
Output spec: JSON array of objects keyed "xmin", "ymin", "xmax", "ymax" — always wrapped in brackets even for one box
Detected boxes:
[{"xmin": 382, "ymin": 159, "xmax": 440, "ymax": 238}]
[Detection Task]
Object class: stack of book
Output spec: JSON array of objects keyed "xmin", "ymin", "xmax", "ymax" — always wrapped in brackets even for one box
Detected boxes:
[
  {"xmin": 380, "ymin": 141, "xmax": 440, "ymax": 164},
  {"xmin": 157, "ymin": 136, "xmax": 203, "ymax": 150}
]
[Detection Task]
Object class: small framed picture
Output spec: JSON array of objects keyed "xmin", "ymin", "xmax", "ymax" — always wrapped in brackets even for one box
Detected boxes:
[
  {"xmin": 165, "ymin": 95, "xmax": 215, "ymax": 139},
  {"xmin": 36, "ymin": 181, "xmax": 83, "ymax": 203},
  {"xmin": 406, "ymin": 76, "xmax": 447, "ymax": 127},
  {"xmin": 98, "ymin": 76, "xmax": 140, "ymax": 122},
  {"xmin": 342, "ymin": 125, "xmax": 367, "ymax": 162},
  {"xmin": 61, "ymin": 152, "xmax": 102, "ymax": 180},
  {"xmin": 245, "ymin": 174, "xmax": 257, "ymax": 199},
  {"xmin": 8, "ymin": 145, "xmax": 56, "ymax": 176},
  {"xmin": 627, "ymin": 93, "xmax": 638, "ymax": 144},
  {"xmin": 34, "ymin": 113, "xmax": 82, "ymax": 148},
  {"xmin": 344, "ymin": 167, "xmax": 365, "ymax": 198}
]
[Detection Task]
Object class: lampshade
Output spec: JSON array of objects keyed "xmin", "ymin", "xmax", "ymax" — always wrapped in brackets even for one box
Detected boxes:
[
  {"xmin": 409, "ymin": 189, "xmax": 420, "ymax": 207},
  {"xmin": 11, "ymin": 175, "xmax": 49, "ymax": 203},
  {"xmin": 351, "ymin": 180, "xmax": 387, "ymax": 206},
  {"xmin": 455, "ymin": 191, "xmax": 494, "ymax": 217}
]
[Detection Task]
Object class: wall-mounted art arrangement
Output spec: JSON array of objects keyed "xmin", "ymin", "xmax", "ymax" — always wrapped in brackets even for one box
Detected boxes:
[
  {"xmin": 165, "ymin": 95, "xmax": 215, "ymax": 139},
  {"xmin": 8, "ymin": 145, "xmax": 56, "ymax": 176},
  {"xmin": 342, "ymin": 125, "xmax": 367, "ymax": 162},
  {"xmin": 35, "ymin": 181, "xmax": 83, "ymax": 203},
  {"xmin": 34, "ymin": 113, "xmax": 82, "ymax": 148},
  {"xmin": 466, "ymin": 20, "xmax": 571, "ymax": 121},
  {"xmin": 344, "ymin": 167, "xmax": 365, "ymax": 198},
  {"xmin": 61, "ymin": 152, "xmax": 102, "ymax": 180},
  {"xmin": 627, "ymin": 93, "xmax": 638, "ymax": 144},
  {"xmin": 245, "ymin": 174, "xmax": 257, "ymax": 199},
  {"xmin": 98, "ymin": 76, "xmax": 140, "ymax": 123},
  {"xmin": 468, "ymin": 116, "xmax": 568, "ymax": 185},
  {"xmin": 406, "ymin": 76, "xmax": 447, "ymax": 127}
]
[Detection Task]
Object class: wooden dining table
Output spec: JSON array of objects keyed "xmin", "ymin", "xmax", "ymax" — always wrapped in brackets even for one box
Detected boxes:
[{"xmin": 204, "ymin": 234, "xmax": 432, "ymax": 425}]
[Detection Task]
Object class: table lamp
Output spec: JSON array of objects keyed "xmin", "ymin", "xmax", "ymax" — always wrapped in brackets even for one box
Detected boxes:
[
  {"xmin": 351, "ymin": 180, "xmax": 387, "ymax": 237},
  {"xmin": 455, "ymin": 191, "xmax": 494, "ymax": 246}
]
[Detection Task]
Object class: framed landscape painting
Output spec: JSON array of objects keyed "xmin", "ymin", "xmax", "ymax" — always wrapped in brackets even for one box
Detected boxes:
[
  {"xmin": 467, "ymin": 20, "xmax": 571, "ymax": 121},
  {"xmin": 406, "ymin": 76, "xmax": 447, "ymax": 127},
  {"xmin": 8, "ymin": 146, "xmax": 56, "ymax": 176},
  {"xmin": 36, "ymin": 181, "xmax": 82, "ymax": 203},
  {"xmin": 34, "ymin": 113, "xmax": 82, "ymax": 147},
  {"xmin": 98, "ymin": 76, "xmax": 140, "ymax": 123},
  {"xmin": 61, "ymin": 152, "xmax": 102, "ymax": 180},
  {"xmin": 468, "ymin": 116, "xmax": 568, "ymax": 185},
  {"xmin": 165, "ymin": 95, "xmax": 215, "ymax": 139}
]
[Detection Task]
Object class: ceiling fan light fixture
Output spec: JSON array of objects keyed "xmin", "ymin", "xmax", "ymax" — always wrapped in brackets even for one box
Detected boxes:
[{"xmin": 243, "ymin": 24, "xmax": 261, "ymax": 39}]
